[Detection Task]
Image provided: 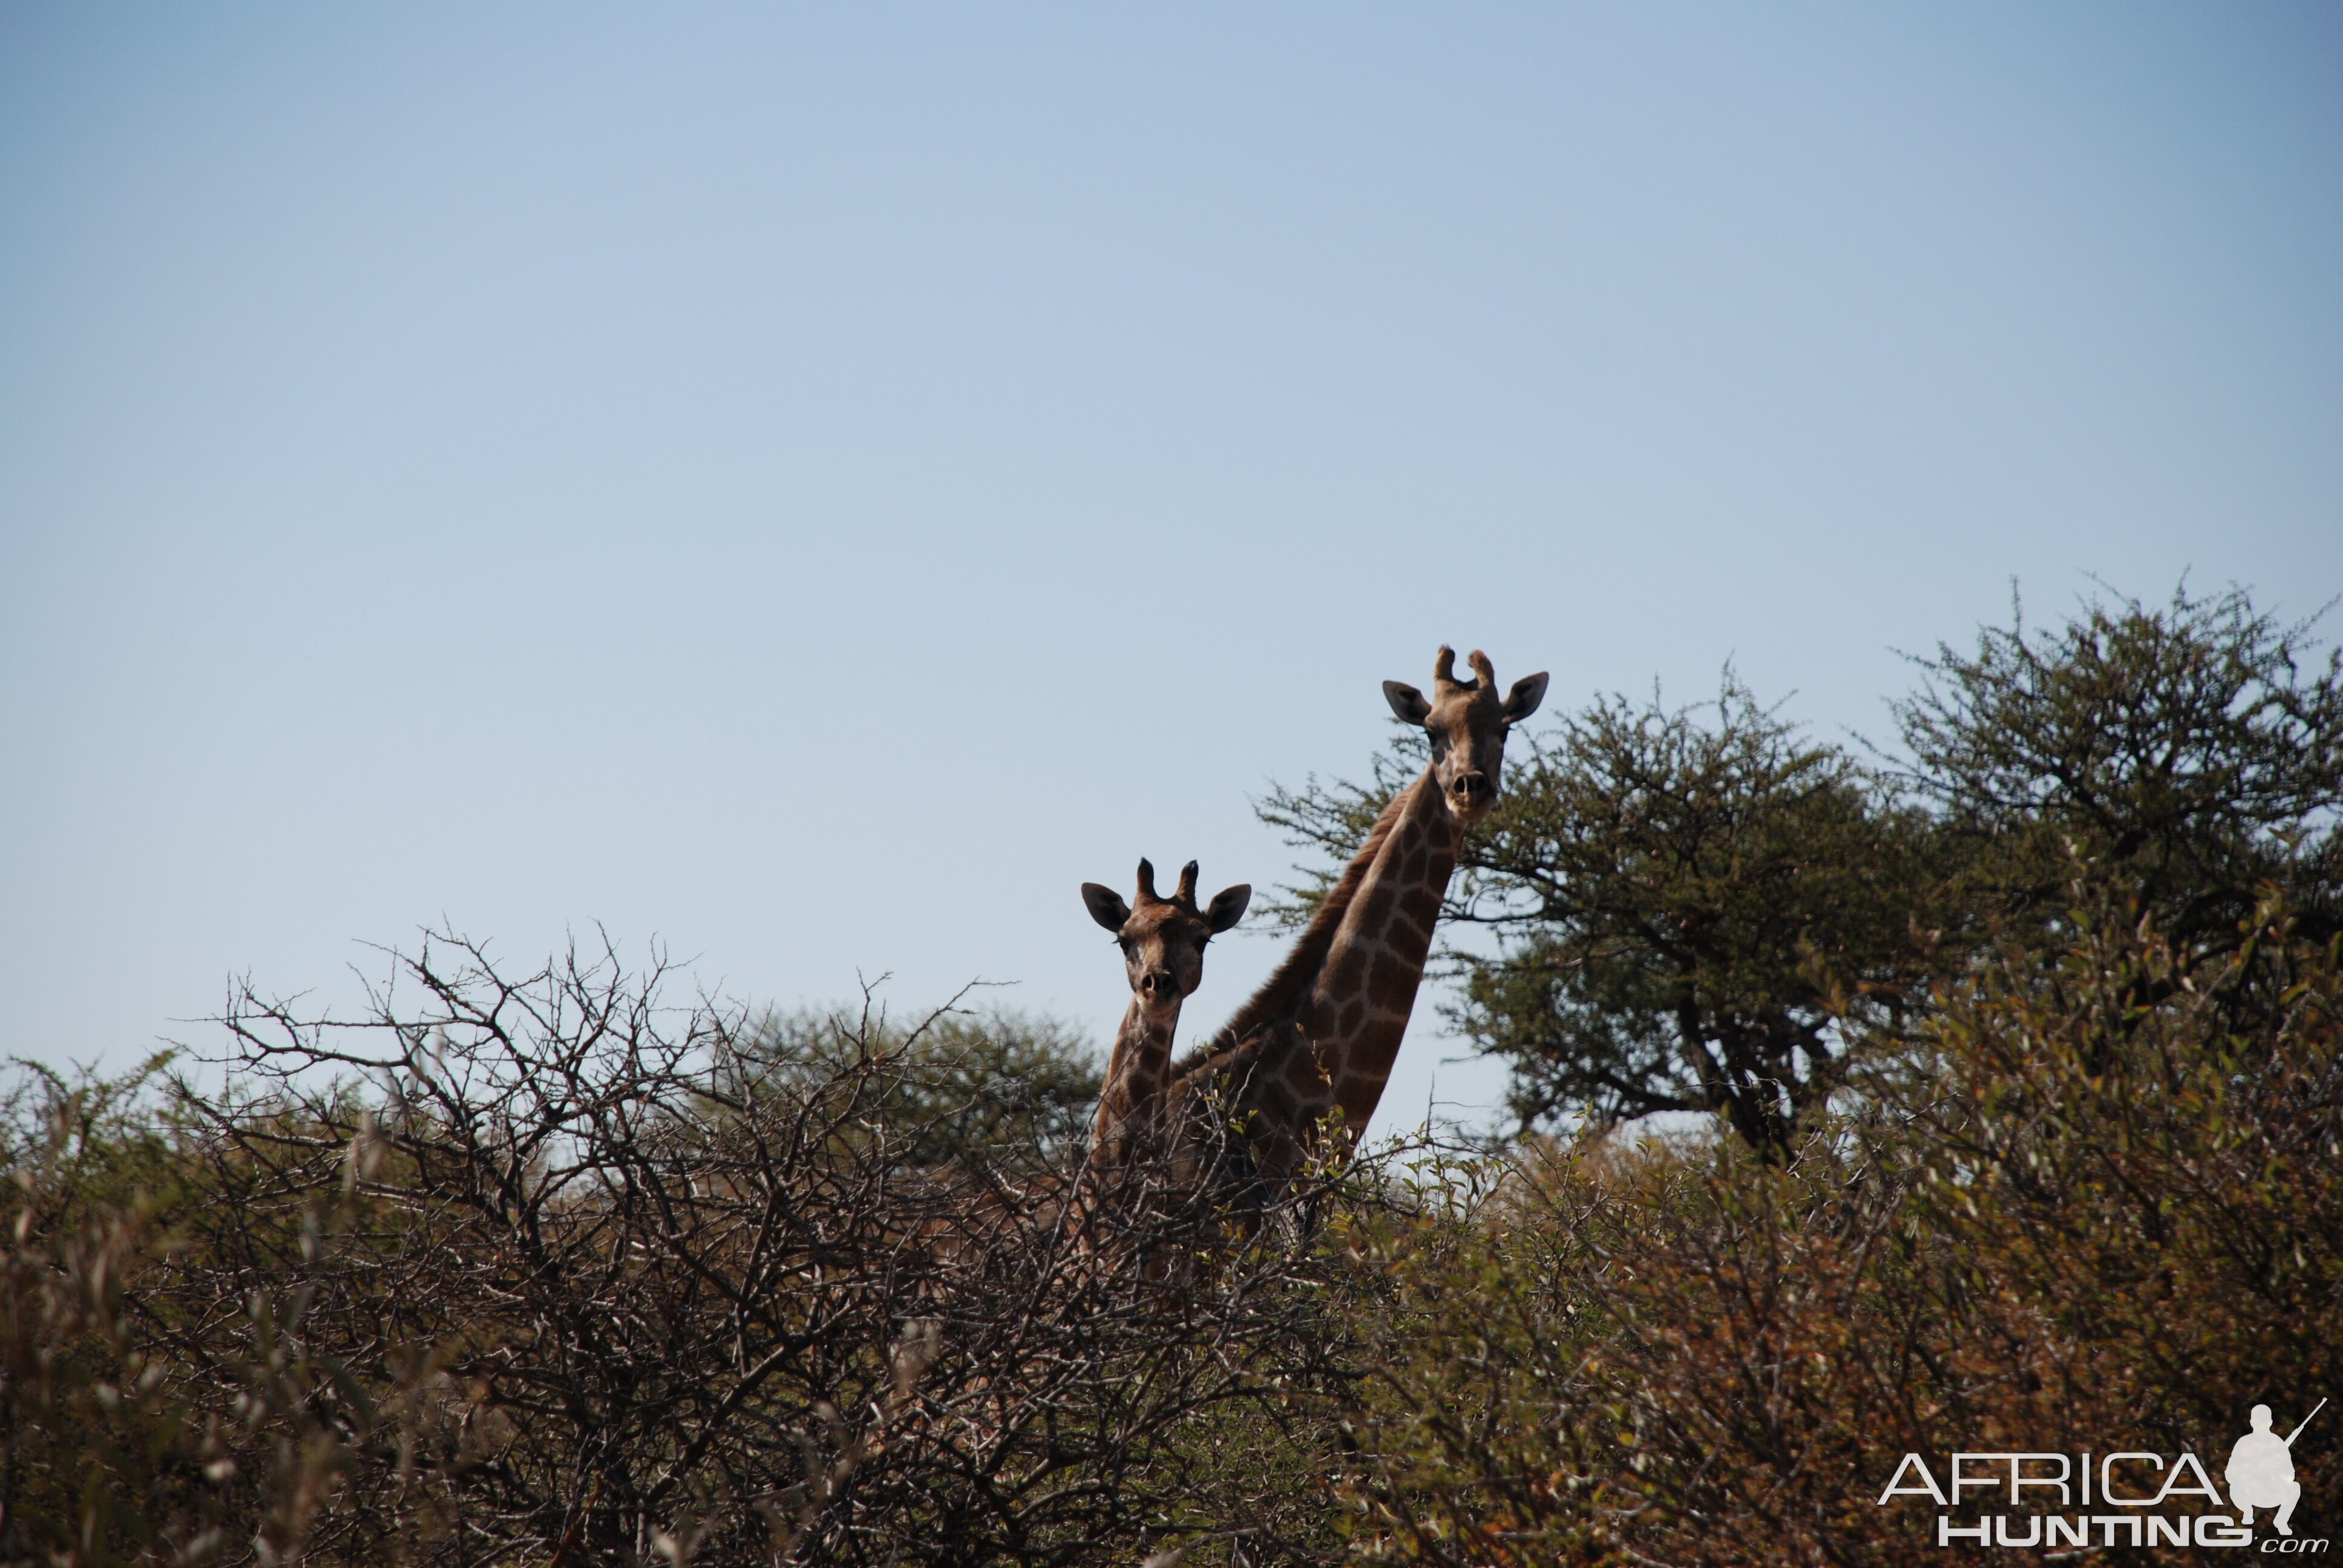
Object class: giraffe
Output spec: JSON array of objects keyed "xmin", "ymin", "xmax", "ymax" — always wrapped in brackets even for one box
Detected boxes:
[
  {"xmin": 1168, "ymin": 646, "xmax": 1547, "ymax": 1189},
  {"xmin": 1079, "ymin": 858, "xmax": 1250, "ymax": 1179}
]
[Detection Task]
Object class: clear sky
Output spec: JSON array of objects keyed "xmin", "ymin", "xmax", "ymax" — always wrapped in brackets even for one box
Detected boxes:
[{"xmin": 4, "ymin": 4, "xmax": 2338, "ymax": 1140}]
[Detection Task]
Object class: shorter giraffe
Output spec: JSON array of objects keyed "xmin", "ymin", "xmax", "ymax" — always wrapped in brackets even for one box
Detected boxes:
[{"xmin": 1080, "ymin": 858, "xmax": 1249, "ymax": 1180}]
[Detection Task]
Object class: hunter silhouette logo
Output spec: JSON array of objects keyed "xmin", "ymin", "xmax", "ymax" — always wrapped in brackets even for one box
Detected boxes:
[
  {"xmin": 1874, "ymin": 1397, "xmax": 2327, "ymax": 1550},
  {"xmin": 2232, "ymin": 1399, "xmax": 2324, "ymax": 1538}
]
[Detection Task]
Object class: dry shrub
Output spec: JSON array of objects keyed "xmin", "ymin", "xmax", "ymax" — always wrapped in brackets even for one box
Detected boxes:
[
  {"xmin": 18, "ymin": 896, "xmax": 2330, "ymax": 1566},
  {"xmin": 2, "ymin": 932, "xmax": 1368, "ymax": 1567},
  {"xmin": 1341, "ymin": 890, "xmax": 2342, "ymax": 1564}
]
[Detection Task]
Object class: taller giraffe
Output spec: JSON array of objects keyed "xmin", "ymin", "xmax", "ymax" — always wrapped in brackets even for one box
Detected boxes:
[{"xmin": 1170, "ymin": 646, "xmax": 1546, "ymax": 1184}]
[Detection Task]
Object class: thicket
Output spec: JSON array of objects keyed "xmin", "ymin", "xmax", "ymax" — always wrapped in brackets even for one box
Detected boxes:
[
  {"xmin": 1338, "ymin": 886, "xmax": 2341, "ymax": 1563},
  {"xmin": 1, "ymin": 937, "xmax": 1371, "ymax": 1567},
  {"xmin": 6, "ymin": 580, "xmax": 2338, "ymax": 1564}
]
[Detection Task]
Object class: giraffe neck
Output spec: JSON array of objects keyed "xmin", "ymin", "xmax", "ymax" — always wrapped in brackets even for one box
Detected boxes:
[
  {"xmin": 1090, "ymin": 996, "xmax": 1182, "ymax": 1165},
  {"xmin": 1306, "ymin": 765, "xmax": 1461, "ymax": 1129},
  {"xmin": 1170, "ymin": 764, "xmax": 1461, "ymax": 1168},
  {"xmin": 1175, "ymin": 783, "xmax": 1411, "ymax": 1077}
]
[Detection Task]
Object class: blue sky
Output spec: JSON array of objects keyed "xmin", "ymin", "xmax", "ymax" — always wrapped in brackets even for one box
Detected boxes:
[{"xmin": 4, "ymin": 4, "xmax": 2338, "ymax": 1137}]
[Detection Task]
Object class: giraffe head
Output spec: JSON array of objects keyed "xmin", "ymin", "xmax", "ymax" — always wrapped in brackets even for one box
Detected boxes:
[
  {"xmin": 1081, "ymin": 858, "xmax": 1251, "ymax": 1017},
  {"xmin": 1383, "ymin": 646, "xmax": 1549, "ymax": 824}
]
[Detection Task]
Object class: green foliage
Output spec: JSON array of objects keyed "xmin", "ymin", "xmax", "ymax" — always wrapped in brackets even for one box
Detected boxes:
[
  {"xmin": 732, "ymin": 1002, "xmax": 1103, "ymax": 1167},
  {"xmin": 0, "ymin": 1058, "xmax": 384, "ymax": 1568},
  {"xmin": 1325, "ymin": 1142, "xmax": 1643, "ymax": 1565},
  {"xmin": 1335, "ymin": 889, "xmax": 2343, "ymax": 1565},
  {"xmin": 0, "ymin": 1058, "xmax": 226, "ymax": 1568},
  {"xmin": 1895, "ymin": 579, "xmax": 2343, "ymax": 956},
  {"xmin": 1450, "ymin": 679, "xmax": 1937, "ymax": 1155}
]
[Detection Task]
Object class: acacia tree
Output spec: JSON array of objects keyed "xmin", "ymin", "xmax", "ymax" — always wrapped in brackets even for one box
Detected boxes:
[
  {"xmin": 1894, "ymin": 580, "xmax": 2343, "ymax": 969},
  {"xmin": 1448, "ymin": 682, "xmax": 1935, "ymax": 1155}
]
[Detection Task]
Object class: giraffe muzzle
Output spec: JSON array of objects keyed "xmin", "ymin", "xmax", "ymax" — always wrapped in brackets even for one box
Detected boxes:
[
  {"xmin": 1450, "ymin": 772, "xmax": 1493, "ymax": 808},
  {"xmin": 1139, "ymin": 969, "xmax": 1178, "ymax": 1002}
]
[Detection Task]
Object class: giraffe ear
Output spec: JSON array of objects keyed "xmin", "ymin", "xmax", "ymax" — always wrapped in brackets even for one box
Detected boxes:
[
  {"xmin": 1205, "ymin": 884, "xmax": 1251, "ymax": 933},
  {"xmin": 1081, "ymin": 883, "xmax": 1131, "ymax": 932},
  {"xmin": 1502, "ymin": 671, "xmax": 1550, "ymax": 725},
  {"xmin": 1383, "ymin": 681, "xmax": 1432, "ymax": 724}
]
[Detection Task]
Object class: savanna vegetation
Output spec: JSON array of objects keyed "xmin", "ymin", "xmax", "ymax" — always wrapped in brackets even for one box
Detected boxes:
[{"xmin": 7, "ymin": 581, "xmax": 2339, "ymax": 1564}]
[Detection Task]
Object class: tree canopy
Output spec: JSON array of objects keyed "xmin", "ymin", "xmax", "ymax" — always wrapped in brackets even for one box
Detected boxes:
[{"xmin": 1894, "ymin": 580, "xmax": 2343, "ymax": 960}]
